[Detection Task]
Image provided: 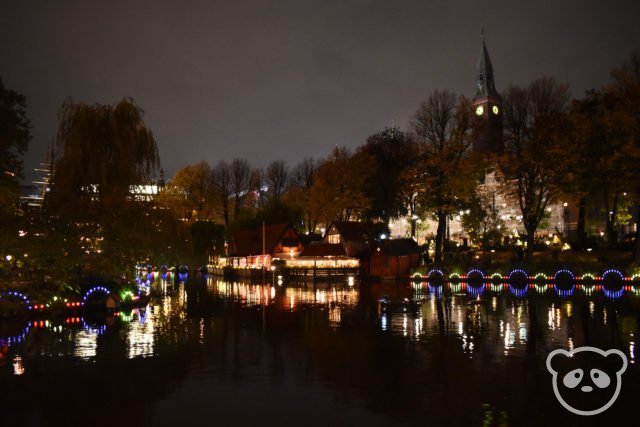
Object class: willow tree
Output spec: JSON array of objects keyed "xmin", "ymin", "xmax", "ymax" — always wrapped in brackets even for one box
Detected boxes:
[
  {"xmin": 49, "ymin": 98, "xmax": 163, "ymax": 280},
  {"xmin": 52, "ymin": 98, "xmax": 159, "ymax": 215}
]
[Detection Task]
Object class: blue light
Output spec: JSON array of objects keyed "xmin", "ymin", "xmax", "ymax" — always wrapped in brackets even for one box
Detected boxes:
[{"xmin": 82, "ymin": 286, "xmax": 111, "ymax": 303}]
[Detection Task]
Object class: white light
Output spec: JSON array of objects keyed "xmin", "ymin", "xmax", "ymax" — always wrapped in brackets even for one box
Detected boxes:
[
  {"xmin": 5, "ymin": 255, "xmax": 12, "ymax": 262},
  {"xmin": 380, "ymin": 233, "xmax": 387, "ymax": 240}
]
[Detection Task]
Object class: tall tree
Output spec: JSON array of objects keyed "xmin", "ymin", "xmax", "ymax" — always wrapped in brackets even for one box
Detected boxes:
[
  {"xmin": 569, "ymin": 90, "xmax": 631, "ymax": 248},
  {"xmin": 357, "ymin": 127, "xmax": 416, "ymax": 224},
  {"xmin": 309, "ymin": 147, "xmax": 371, "ymax": 224},
  {"xmin": 0, "ymin": 78, "xmax": 31, "ymax": 217},
  {"xmin": 46, "ymin": 98, "xmax": 182, "ymax": 282},
  {"xmin": 52, "ymin": 98, "xmax": 159, "ymax": 215},
  {"xmin": 410, "ymin": 90, "xmax": 475, "ymax": 264},
  {"xmin": 609, "ymin": 51, "xmax": 640, "ymax": 260},
  {"xmin": 158, "ymin": 161, "xmax": 215, "ymax": 221},
  {"xmin": 286, "ymin": 157, "xmax": 318, "ymax": 233},
  {"xmin": 499, "ymin": 77, "xmax": 570, "ymax": 258},
  {"xmin": 264, "ymin": 159, "xmax": 289, "ymax": 201},
  {"xmin": 230, "ymin": 158, "xmax": 251, "ymax": 220},
  {"xmin": 212, "ymin": 161, "xmax": 232, "ymax": 229}
]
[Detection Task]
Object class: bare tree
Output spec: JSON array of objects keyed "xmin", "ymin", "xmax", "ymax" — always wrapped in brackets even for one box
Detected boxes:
[
  {"xmin": 265, "ymin": 160, "xmax": 289, "ymax": 201},
  {"xmin": 289, "ymin": 158, "xmax": 318, "ymax": 233},
  {"xmin": 410, "ymin": 90, "xmax": 474, "ymax": 264},
  {"xmin": 213, "ymin": 161, "xmax": 232, "ymax": 228},
  {"xmin": 499, "ymin": 76, "xmax": 570, "ymax": 258},
  {"xmin": 291, "ymin": 157, "xmax": 317, "ymax": 189},
  {"xmin": 231, "ymin": 158, "xmax": 251, "ymax": 219}
]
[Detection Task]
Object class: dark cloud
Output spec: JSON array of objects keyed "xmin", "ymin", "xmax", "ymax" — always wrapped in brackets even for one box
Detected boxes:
[{"xmin": 1, "ymin": 0, "xmax": 639, "ymax": 179}]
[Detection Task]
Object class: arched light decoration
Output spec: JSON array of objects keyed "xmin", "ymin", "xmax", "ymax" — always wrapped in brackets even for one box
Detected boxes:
[
  {"xmin": 509, "ymin": 269, "xmax": 529, "ymax": 280},
  {"xmin": 82, "ymin": 286, "xmax": 111, "ymax": 304},
  {"xmin": 534, "ymin": 272, "xmax": 548, "ymax": 281},
  {"xmin": 465, "ymin": 269, "xmax": 485, "ymax": 286},
  {"xmin": 450, "ymin": 282, "xmax": 462, "ymax": 293},
  {"xmin": 554, "ymin": 287, "xmax": 575, "ymax": 297},
  {"xmin": 603, "ymin": 287, "xmax": 625, "ymax": 299},
  {"xmin": 602, "ymin": 269, "xmax": 624, "ymax": 281},
  {"xmin": 467, "ymin": 283, "xmax": 485, "ymax": 296},
  {"xmin": 449, "ymin": 272, "xmax": 461, "ymax": 281},
  {"xmin": 534, "ymin": 284, "xmax": 548, "ymax": 293},
  {"xmin": 490, "ymin": 272, "xmax": 502, "ymax": 282},
  {"xmin": 553, "ymin": 269, "xmax": 575, "ymax": 281},
  {"xmin": 427, "ymin": 269, "xmax": 445, "ymax": 280},
  {"xmin": 509, "ymin": 286, "xmax": 528, "ymax": 298},
  {"xmin": 466, "ymin": 268, "xmax": 485, "ymax": 277},
  {"xmin": 489, "ymin": 284, "xmax": 503, "ymax": 292},
  {"xmin": 0, "ymin": 324, "xmax": 30, "ymax": 347},
  {"xmin": 412, "ymin": 272, "xmax": 423, "ymax": 279},
  {"xmin": 427, "ymin": 283, "xmax": 444, "ymax": 299},
  {"xmin": 0, "ymin": 291, "xmax": 32, "ymax": 310}
]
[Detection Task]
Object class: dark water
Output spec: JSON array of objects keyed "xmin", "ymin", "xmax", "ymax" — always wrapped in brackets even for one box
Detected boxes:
[{"xmin": 1, "ymin": 277, "xmax": 640, "ymax": 426}]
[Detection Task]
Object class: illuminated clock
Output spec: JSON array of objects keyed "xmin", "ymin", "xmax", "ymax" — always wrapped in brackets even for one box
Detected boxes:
[
  {"xmin": 492, "ymin": 105, "xmax": 499, "ymax": 115},
  {"xmin": 475, "ymin": 105, "xmax": 484, "ymax": 116}
]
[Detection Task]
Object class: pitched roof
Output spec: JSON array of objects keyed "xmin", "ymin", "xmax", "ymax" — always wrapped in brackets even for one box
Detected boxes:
[
  {"xmin": 230, "ymin": 223, "xmax": 297, "ymax": 256},
  {"xmin": 299, "ymin": 242, "xmax": 347, "ymax": 257},
  {"xmin": 376, "ymin": 238, "xmax": 419, "ymax": 256},
  {"xmin": 327, "ymin": 221, "xmax": 373, "ymax": 243}
]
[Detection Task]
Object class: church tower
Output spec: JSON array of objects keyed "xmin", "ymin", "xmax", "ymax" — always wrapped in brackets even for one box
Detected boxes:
[{"xmin": 472, "ymin": 30, "xmax": 503, "ymax": 154}]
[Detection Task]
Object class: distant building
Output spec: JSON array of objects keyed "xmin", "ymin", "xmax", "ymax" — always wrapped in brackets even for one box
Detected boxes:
[
  {"xmin": 387, "ymin": 31, "xmax": 575, "ymax": 247},
  {"xmin": 471, "ymin": 30, "xmax": 503, "ymax": 154}
]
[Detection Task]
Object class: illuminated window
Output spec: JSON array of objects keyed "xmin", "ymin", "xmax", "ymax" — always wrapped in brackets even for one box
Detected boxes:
[{"xmin": 327, "ymin": 233, "xmax": 340, "ymax": 244}]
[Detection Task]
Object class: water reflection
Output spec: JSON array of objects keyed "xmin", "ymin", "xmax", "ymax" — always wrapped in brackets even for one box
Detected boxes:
[{"xmin": 2, "ymin": 278, "xmax": 640, "ymax": 425}]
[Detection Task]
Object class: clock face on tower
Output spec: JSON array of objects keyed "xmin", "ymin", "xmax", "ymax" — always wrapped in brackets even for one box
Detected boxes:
[
  {"xmin": 492, "ymin": 105, "xmax": 499, "ymax": 115},
  {"xmin": 475, "ymin": 105, "xmax": 484, "ymax": 116}
]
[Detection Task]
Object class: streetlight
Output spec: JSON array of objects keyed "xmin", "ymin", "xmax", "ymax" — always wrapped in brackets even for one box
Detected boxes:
[{"xmin": 271, "ymin": 265, "xmax": 276, "ymax": 285}]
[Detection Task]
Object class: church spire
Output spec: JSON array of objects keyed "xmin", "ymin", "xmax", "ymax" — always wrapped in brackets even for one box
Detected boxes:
[{"xmin": 474, "ymin": 29, "xmax": 498, "ymax": 100}]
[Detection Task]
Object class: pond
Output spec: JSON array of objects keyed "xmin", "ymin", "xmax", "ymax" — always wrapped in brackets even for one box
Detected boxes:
[{"xmin": 1, "ymin": 276, "xmax": 639, "ymax": 426}]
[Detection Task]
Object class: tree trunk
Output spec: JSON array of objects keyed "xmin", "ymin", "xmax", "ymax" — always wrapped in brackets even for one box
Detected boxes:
[
  {"xmin": 435, "ymin": 210, "xmax": 447, "ymax": 265},
  {"xmin": 606, "ymin": 194, "xmax": 619, "ymax": 247},
  {"xmin": 576, "ymin": 196, "xmax": 586, "ymax": 249},
  {"xmin": 525, "ymin": 224, "xmax": 536, "ymax": 259}
]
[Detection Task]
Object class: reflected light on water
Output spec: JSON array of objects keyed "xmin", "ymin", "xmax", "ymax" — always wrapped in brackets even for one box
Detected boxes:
[
  {"xmin": 127, "ymin": 309, "xmax": 155, "ymax": 359},
  {"xmin": 73, "ymin": 330, "xmax": 98, "ymax": 359},
  {"xmin": 12, "ymin": 356, "xmax": 24, "ymax": 375}
]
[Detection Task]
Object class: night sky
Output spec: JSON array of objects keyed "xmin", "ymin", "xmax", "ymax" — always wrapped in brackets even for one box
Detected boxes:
[{"xmin": 1, "ymin": 0, "xmax": 639, "ymax": 179}]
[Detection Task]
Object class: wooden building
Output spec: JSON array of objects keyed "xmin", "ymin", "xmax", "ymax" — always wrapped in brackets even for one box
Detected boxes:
[
  {"xmin": 221, "ymin": 223, "xmax": 303, "ymax": 269},
  {"xmin": 369, "ymin": 238, "xmax": 421, "ymax": 280},
  {"xmin": 323, "ymin": 221, "xmax": 374, "ymax": 258}
]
